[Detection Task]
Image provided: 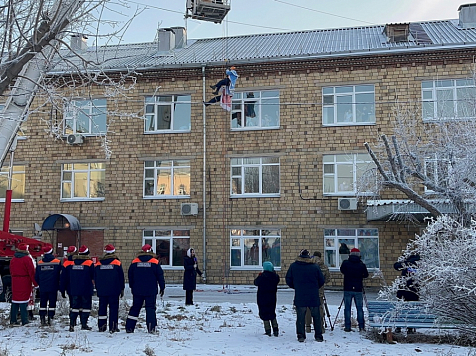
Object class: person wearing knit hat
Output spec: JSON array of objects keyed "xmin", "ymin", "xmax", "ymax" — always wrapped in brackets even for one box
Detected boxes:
[
  {"xmin": 254, "ymin": 261, "xmax": 280, "ymax": 337},
  {"xmin": 9, "ymin": 241, "xmax": 38, "ymax": 325},
  {"xmin": 183, "ymin": 248, "xmax": 202, "ymax": 306},
  {"xmin": 126, "ymin": 244, "xmax": 165, "ymax": 333},
  {"xmin": 60, "ymin": 244, "xmax": 94, "ymax": 331},
  {"xmin": 286, "ymin": 249, "xmax": 325, "ymax": 342},
  {"xmin": 340, "ymin": 246, "xmax": 368, "ymax": 332},
  {"xmin": 35, "ymin": 243, "xmax": 61, "ymax": 326},
  {"xmin": 94, "ymin": 244, "xmax": 125, "ymax": 333}
]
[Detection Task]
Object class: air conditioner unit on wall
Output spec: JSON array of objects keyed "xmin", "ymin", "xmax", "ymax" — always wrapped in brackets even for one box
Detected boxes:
[
  {"xmin": 338, "ymin": 198, "xmax": 358, "ymax": 211},
  {"xmin": 181, "ymin": 203, "xmax": 198, "ymax": 216},
  {"xmin": 67, "ymin": 134, "xmax": 83, "ymax": 145}
]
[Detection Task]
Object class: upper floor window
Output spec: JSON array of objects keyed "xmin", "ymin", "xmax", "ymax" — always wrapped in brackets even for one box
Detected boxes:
[
  {"xmin": 231, "ymin": 91, "xmax": 280, "ymax": 130},
  {"xmin": 144, "ymin": 95, "xmax": 191, "ymax": 133},
  {"xmin": 143, "ymin": 229, "xmax": 190, "ymax": 268},
  {"xmin": 322, "ymin": 85, "xmax": 375, "ymax": 125},
  {"xmin": 0, "ymin": 165, "xmax": 25, "ymax": 201},
  {"xmin": 230, "ymin": 229, "xmax": 281, "ymax": 269},
  {"xmin": 61, "ymin": 163, "xmax": 105, "ymax": 201},
  {"xmin": 144, "ymin": 160, "xmax": 190, "ymax": 198},
  {"xmin": 422, "ymin": 79, "xmax": 476, "ymax": 121},
  {"xmin": 323, "ymin": 153, "xmax": 375, "ymax": 195},
  {"xmin": 231, "ymin": 157, "xmax": 280, "ymax": 197},
  {"xmin": 64, "ymin": 99, "xmax": 107, "ymax": 135},
  {"xmin": 324, "ymin": 228, "xmax": 379, "ymax": 270}
]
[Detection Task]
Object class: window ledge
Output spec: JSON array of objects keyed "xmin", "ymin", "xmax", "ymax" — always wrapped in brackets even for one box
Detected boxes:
[
  {"xmin": 144, "ymin": 130, "xmax": 191, "ymax": 134},
  {"xmin": 230, "ymin": 194, "xmax": 280, "ymax": 199},
  {"xmin": 0, "ymin": 199, "xmax": 24, "ymax": 203},
  {"xmin": 60, "ymin": 198, "xmax": 105, "ymax": 202},
  {"xmin": 231, "ymin": 126, "xmax": 280, "ymax": 131},
  {"xmin": 143, "ymin": 195, "xmax": 190, "ymax": 199},
  {"xmin": 322, "ymin": 122, "xmax": 376, "ymax": 127}
]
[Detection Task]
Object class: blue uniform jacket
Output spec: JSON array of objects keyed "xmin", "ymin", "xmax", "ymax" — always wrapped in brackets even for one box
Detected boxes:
[
  {"xmin": 94, "ymin": 254, "xmax": 125, "ymax": 297},
  {"xmin": 35, "ymin": 253, "xmax": 61, "ymax": 293},
  {"xmin": 60, "ymin": 255, "xmax": 94, "ymax": 297},
  {"xmin": 128, "ymin": 253, "xmax": 165, "ymax": 296}
]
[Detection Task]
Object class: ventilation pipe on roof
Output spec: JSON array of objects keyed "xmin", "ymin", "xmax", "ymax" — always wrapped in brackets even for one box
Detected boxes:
[
  {"xmin": 158, "ymin": 28, "xmax": 176, "ymax": 52},
  {"xmin": 70, "ymin": 34, "xmax": 88, "ymax": 51},
  {"xmin": 170, "ymin": 27, "xmax": 187, "ymax": 48},
  {"xmin": 459, "ymin": 3, "xmax": 476, "ymax": 28}
]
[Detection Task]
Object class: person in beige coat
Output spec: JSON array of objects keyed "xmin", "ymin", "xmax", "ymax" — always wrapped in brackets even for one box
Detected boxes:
[{"xmin": 305, "ymin": 251, "xmax": 331, "ymax": 333}]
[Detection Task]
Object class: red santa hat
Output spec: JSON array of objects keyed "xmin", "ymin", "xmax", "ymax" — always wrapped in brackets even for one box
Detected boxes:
[
  {"xmin": 17, "ymin": 243, "xmax": 29, "ymax": 251},
  {"xmin": 350, "ymin": 248, "xmax": 361, "ymax": 256},
  {"xmin": 142, "ymin": 244, "xmax": 152, "ymax": 253},
  {"xmin": 78, "ymin": 245, "xmax": 89, "ymax": 254},
  {"xmin": 67, "ymin": 246, "xmax": 77, "ymax": 254},
  {"xmin": 104, "ymin": 244, "xmax": 115, "ymax": 254},
  {"xmin": 42, "ymin": 244, "xmax": 53, "ymax": 254}
]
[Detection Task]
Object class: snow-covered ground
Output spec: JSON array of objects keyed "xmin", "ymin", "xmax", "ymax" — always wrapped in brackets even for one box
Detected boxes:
[{"xmin": 0, "ymin": 285, "xmax": 472, "ymax": 356}]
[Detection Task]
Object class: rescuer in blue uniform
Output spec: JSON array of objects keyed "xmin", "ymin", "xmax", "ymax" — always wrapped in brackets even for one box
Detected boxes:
[
  {"xmin": 126, "ymin": 244, "xmax": 165, "ymax": 333},
  {"xmin": 94, "ymin": 244, "xmax": 125, "ymax": 333},
  {"xmin": 35, "ymin": 244, "xmax": 61, "ymax": 326},
  {"xmin": 60, "ymin": 245, "xmax": 94, "ymax": 331}
]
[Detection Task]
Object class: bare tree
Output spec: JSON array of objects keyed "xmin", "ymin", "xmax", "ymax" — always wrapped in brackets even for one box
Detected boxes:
[
  {"xmin": 361, "ymin": 96, "xmax": 476, "ymax": 225},
  {"xmin": 0, "ymin": 0, "xmax": 143, "ymax": 162}
]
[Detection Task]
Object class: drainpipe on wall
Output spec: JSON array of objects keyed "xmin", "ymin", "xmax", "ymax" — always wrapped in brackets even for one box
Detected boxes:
[{"xmin": 202, "ymin": 65, "xmax": 207, "ymax": 281}]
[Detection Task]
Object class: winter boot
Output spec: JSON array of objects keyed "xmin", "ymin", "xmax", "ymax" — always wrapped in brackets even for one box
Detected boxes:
[
  {"xmin": 271, "ymin": 319, "xmax": 279, "ymax": 337},
  {"xmin": 47, "ymin": 316, "xmax": 52, "ymax": 326},
  {"xmin": 69, "ymin": 325, "xmax": 75, "ymax": 332},
  {"xmin": 81, "ymin": 324, "xmax": 92, "ymax": 331},
  {"xmin": 40, "ymin": 315, "xmax": 47, "ymax": 326},
  {"xmin": 210, "ymin": 85, "xmax": 216, "ymax": 90}
]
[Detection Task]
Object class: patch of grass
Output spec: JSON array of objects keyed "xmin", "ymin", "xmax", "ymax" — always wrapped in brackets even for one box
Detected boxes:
[
  {"xmin": 144, "ymin": 345, "xmax": 156, "ymax": 356},
  {"xmin": 209, "ymin": 305, "xmax": 221, "ymax": 313}
]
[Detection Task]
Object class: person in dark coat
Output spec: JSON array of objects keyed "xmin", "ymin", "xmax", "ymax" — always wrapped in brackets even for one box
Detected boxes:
[
  {"xmin": 183, "ymin": 248, "xmax": 202, "ymax": 305},
  {"xmin": 60, "ymin": 245, "xmax": 94, "ymax": 331},
  {"xmin": 10, "ymin": 243, "xmax": 38, "ymax": 325},
  {"xmin": 94, "ymin": 244, "xmax": 125, "ymax": 333},
  {"xmin": 340, "ymin": 247, "xmax": 369, "ymax": 332},
  {"xmin": 61, "ymin": 246, "xmax": 78, "ymax": 307},
  {"xmin": 35, "ymin": 243, "xmax": 61, "ymax": 326},
  {"xmin": 254, "ymin": 261, "xmax": 280, "ymax": 337},
  {"xmin": 394, "ymin": 253, "xmax": 420, "ymax": 301},
  {"xmin": 126, "ymin": 244, "xmax": 165, "ymax": 333},
  {"xmin": 286, "ymin": 249, "xmax": 325, "ymax": 343}
]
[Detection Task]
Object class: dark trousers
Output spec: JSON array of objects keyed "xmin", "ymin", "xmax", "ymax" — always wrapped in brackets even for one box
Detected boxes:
[
  {"xmin": 39, "ymin": 291, "xmax": 58, "ymax": 318},
  {"xmin": 296, "ymin": 306, "xmax": 322, "ymax": 340},
  {"xmin": 214, "ymin": 77, "xmax": 230, "ymax": 89},
  {"xmin": 10, "ymin": 302, "xmax": 28, "ymax": 325},
  {"xmin": 125, "ymin": 294, "xmax": 157, "ymax": 332},
  {"xmin": 70, "ymin": 295, "xmax": 92, "ymax": 327},
  {"xmin": 205, "ymin": 96, "xmax": 221, "ymax": 106},
  {"xmin": 98, "ymin": 295, "xmax": 120, "ymax": 331},
  {"xmin": 344, "ymin": 291, "xmax": 365, "ymax": 330},
  {"xmin": 185, "ymin": 290, "xmax": 194, "ymax": 305}
]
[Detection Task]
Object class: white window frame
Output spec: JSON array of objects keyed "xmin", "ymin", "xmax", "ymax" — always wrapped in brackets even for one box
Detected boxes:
[
  {"xmin": 230, "ymin": 157, "xmax": 280, "ymax": 198},
  {"xmin": 143, "ymin": 160, "xmax": 191, "ymax": 199},
  {"xmin": 64, "ymin": 99, "xmax": 107, "ymax": 135},
  {"xmin": 144, "ymin": 95, "xmax": 191, "ymax": 133},
  {"xmin": 322, "ymin": 84, "xmax": 376, "ymax": 125},
  {"xmin": 424, "ymin": 154, "xmax": 450, "ymax": 194},
  {"xmin": 61, "ymin": 163, "xmax": 106, "ymax": 201},
  {"xmin": 230, "ymin": 228, "xmax": 281, "ymax": 270},
  {"xmin": 0, "ymin": 165, "xmax": 25, "ymax": 202},
  {"xmin": 231, "ymin": 90, "xmax": 280, "ymax": 130},
  {"xmin": 142, "ymin": 229, "xmax": 190, "ymax": 269},
  {"xmin": 422, "ymin": 79, "xmax": 476, "ymax": 121},
  {"xmin": 323, "ymin": 153, "xmax": 375, "ymax": 196},
  {"xmin": 324, "ymin": 228, "xmax": 379, "ymax": 271}
]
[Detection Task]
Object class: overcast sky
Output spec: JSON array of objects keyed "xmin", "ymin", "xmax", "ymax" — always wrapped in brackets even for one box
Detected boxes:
[{"xmin": 95, "ymin": 0, "xmax": 468, "ymax": 45}]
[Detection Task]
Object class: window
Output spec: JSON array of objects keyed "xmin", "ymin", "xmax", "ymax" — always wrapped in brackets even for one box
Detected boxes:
[
  {"xmin": 324, "ymin": 228, "xmax": 379, "ymax": 270},
  {"xmin": 322, "ymin": 85, "xmax": 375, "ymax": 125},
  {"xmin": 61, "ymin": 163, "xmax": 105, "ymax": 201},
  {"xmin": 323, "ymin": 153, "xmax": 375, "ymax": 195},
  {"xmin": 64, "ymin": 99, "xmax": 107, "ymax": 135},
  {"xmin": 144, "ymin": 95, "xmax": 191, "ymax": 132},
  {"xmin": 422, "ymin": 79, "xmax": 476, "ymax": 121},
  {"xmin": 424, "ymin": 155, "xmax": 450, "ymax": 193},
  {"xmin": 231, "ymin": 157, "xmax": 280, "ymax": 197},
  {"xmin": 231, "ymin": 91, "xmax": 280, "ymax": 129},
  {"xmin": 230, "ymin": 229, "xmax": 281, "ymax": 269},
  {"xmin": 143, "ymin": 160, "xmax": 190, "ymax": 198},
  {"xmin": 143, "ymin": 229, "xmax": 190, "ymax": 268},
  {"xmin": 0, "ymin": 165, "xmax": 25, "ymax": 201}
]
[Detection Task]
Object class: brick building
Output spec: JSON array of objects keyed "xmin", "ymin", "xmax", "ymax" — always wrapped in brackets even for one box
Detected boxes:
[{"xmin": 2, "ymin": 4, "xmax": 476, "ymax": 287}]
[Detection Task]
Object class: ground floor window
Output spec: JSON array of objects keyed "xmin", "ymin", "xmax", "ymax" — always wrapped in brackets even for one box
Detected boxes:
[
  {"xmin": 324, "ymin": 228, "xmax": 379, "ymax": 270},
  {"xmin": 143, "ymin": 229, "xmax": 190, "ymax": 268},
  {"xmin": 230, "ymin": 229, "xmax": 281, "ymax": 269}
]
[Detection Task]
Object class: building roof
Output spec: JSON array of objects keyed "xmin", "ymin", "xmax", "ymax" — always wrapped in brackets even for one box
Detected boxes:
[{"xmin": 50, "ymin": 19, "xmax": 476, "ymax": 73}]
